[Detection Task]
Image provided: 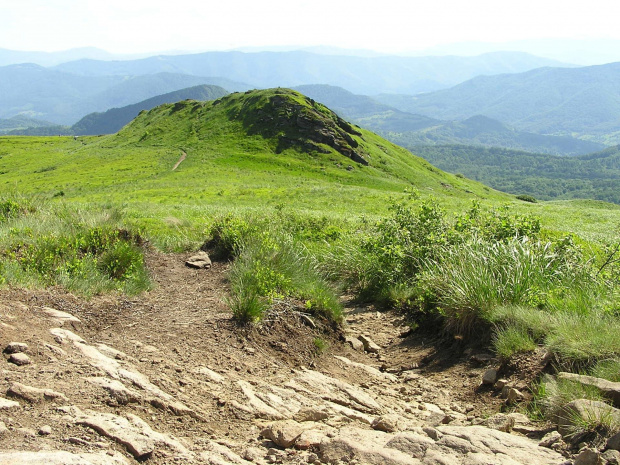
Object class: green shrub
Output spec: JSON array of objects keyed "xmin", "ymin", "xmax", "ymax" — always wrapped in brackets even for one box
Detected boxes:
[
  {"xmin": 208, "ymin": 215, "xmax": 255, "ymax": 259},
  {"xmin": 493, "ymin": 326, "xmax": 537, "ymax": 359},
  {"xmin": 516, "ymin": 194, "xmax": 537, "ymax": 203},
  {"xmin": 98, "ymin": 242, "xmax": 145, "ymax": 280}
]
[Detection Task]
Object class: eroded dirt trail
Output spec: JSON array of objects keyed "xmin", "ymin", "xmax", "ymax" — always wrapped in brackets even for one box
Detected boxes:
[{"xmin": 0, "ymin": 251, "xmax": 565, "ymax": 464}]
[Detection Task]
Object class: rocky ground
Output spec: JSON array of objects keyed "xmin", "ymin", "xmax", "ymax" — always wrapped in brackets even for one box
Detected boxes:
[{"xmin": 0, "ymin": 250, "xmax": 617, "ymax": 464}]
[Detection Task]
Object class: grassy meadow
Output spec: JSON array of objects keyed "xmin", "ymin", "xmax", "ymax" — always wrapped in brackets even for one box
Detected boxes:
[{"xmin": 1, "ymin": 89, "xmax": 619, "ymax": 431}]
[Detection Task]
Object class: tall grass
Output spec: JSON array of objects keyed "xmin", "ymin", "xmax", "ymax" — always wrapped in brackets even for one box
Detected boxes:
[
  {"xmin": 218, "ymin": 220, "xmax": 342, "ymax": 324},
  {"xmin": 0, "ymin": 196, "xmax": 150, "ymax": 296}
]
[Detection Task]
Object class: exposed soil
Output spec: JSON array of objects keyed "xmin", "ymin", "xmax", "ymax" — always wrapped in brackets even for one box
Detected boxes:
[{"xmin": 0, "ymin": 249, "xmax": 563, "ymax": 464}]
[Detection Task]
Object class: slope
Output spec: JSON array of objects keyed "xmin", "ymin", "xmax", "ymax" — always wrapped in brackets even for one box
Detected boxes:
[
  {"xmin": 0, "ymin": 89, "xmax": 509, "ymax": 216},
  {"xmin": 294, "ymin": 85, "xmax": 601, "ymax": 155},
  {"xmin": 71, "ymin": 85, "xmax": 229, "ymax": 135},
  {"xmin": 375, "ymin": 62, "xmax": 620, "ymax": 143},
  {"xmin": 53, "ymin": 51, "xmax": 572, "ymax": 95}
]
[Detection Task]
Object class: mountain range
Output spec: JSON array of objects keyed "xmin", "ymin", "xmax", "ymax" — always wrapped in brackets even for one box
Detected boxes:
[
  {"xmin": 51, "ymin": 51, "xmax": 568, "ymax": 95},
  {"xmin": 376, "ymin": 62, "xmax": 620, "ymax": 144}
]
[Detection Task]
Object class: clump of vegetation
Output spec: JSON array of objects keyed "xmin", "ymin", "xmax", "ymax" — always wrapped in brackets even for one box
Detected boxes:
[
  {"xmin": 212, "ymin": 217, "xmax": 342, "ymax": 325},
  {"xmin": 516, "ymin": 194, "xmax": 537, "ymax": 203},
  {"xmin": 0, "ymin": 197, "xmax": 150, "ymax": 295}
]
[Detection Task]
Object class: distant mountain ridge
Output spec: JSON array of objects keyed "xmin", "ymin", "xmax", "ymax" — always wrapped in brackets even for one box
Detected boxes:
[
  {"xmin": 292, "ymin": 85, "xmax": 602, "ymax": 156},
  {"xmin": 0, "ymin": 64, "xmax": 249, "ymax": 124},
  {"xmin": 375, "ymin": 61, "xmax": 620, "ymax": 144},
  {"xmin": 52, "ymin": 50, "xmax": 571, "ymax": 95},
  {"xmin": 71, "ymin": 85, "xmax": 229, "ymax": 135}
]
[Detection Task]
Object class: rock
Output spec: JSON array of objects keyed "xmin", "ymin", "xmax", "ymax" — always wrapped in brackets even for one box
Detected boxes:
[
  {"xmin": 8, "ymin": 353, "xmax": 31, "ymax": 366},
  {"xmin": 75, "ymin": 409, "xmax": 190, "ymax": 459},
  {"xmin": 345, "ymin": 336, "xmax": 364, "ymax": 352},
  {"xmin": 333, "ymin": 355, "xmax": 398, "ymax": 382},
  {"xmin": 261, "ymin": 420, "xmax": 304, "ymax": 448},
  {"xmin": 558, "ymin": 373, "xmax": 620, "ymax": 408},
  {"xmin": 386, "ymin": 431, "xmax": 434, "ymax": 456},
  {"xmin": 185, "ymin": 251, "xmax": 212, "ymax": 269},
  {"xmin": 372, "ymin": 414, "xmax": 401, "ymax": 433},
  {"xmin": 0, "ymin": 396, "xmax": 20, "ymax": 410},
  {"xmin": 4, "ymin": 342, "xmax": 28, "ymax": 354},
  {"xmin": 194, "ymin": 366, "xmax": 226, "ymax": 383},
  {"xmin": 7, "ymin": 382, "xmax": 68, "ymax": 403},
  {"xmin": 485, "ymin": 413, "xmax": 515, "ymax": 432},
  {"xmin": 601, "ymin": 449, "xmax": 620, "ymax": 464},
  {"xmin": 506, "ymin": 388, "xmax": 524, "ymax": 404},
  {"xmin": 556, "ymin": 399, "xmax": 620, "ymax": 438},
  {"xmin": 539, "ymin": 430, "xmax": 562, "ymax": 448},
  {"xmin": 44, "ymin": 344, "xmax": 67, "ymax": 357},
  {"xmin": 294, "ymin": 407, "xmax": 329, "ymax": 422},
  {"xmin": 0, "ymin": 421, "xmax": 7, "ymax": 435},
  {"xmin": 495, "ymin": 378, "xmax": 509, "ymax": 389},
  {"xmin": 38, "ymin": 425, "xmax": 52, "ymax": 435},
  {"xmin": 358, "ymin": 335, "xmax": 381, "ymax": 354},
  {"xmin": 574, "ymin": 448, "xmax": 602, "ymax": 465},
  {"xmin": 482, "ymin": 368, "xmax": 498, "ymax": 385},
  {"xmin": 42, "ymin": 306, "xmax": 81, "ymax": 325},
  {"xmin": 0, "ymin": 451, "xmax": 130, "ymax": 464},
  {"xmin": 87, "ymin": 377, "xmax": 142, "ymax": 405},
  {"xmin": 319, "ymin": 427, "xmax": 414, "ymax": 465},
  {"xmin": 295, "ymin": 429, "xmax": 327, "ymax": 450},
  {"xmin": 608, "ymin": 431, "xmax": 620, "ymax": 451}
]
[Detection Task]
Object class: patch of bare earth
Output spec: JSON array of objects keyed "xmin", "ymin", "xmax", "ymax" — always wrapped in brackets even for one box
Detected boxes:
[{"xmin": 0, "ymin": 251, "xmax": 565, "ymax": 464}]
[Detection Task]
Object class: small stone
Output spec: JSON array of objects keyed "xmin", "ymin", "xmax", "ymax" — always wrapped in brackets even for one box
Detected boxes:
[
  {"xmin": 8, "ymin": 353, "xmax": 31, "ymax": 366},
  {"xmin": 0, "ymin": 421, "xmax": 8, "ymax": 435},
  {"xmin": 482, "ymin": 368, "xmax": 498, "ymax": 385},
  {"xmin": 485, "ymin": 413, "xmax": 515, "ymax": 432},
  {"xmin": 609, "ymin": 431, "xmax": 620, "ymax": 451},
  {"xmin": 357, "ymin": 335, "xmax": 380, "ymax": 354},
  {"xmin": 539, "ymin": 431, "xmax": 562, "ymax": 448},
  {"xmin": 506, "ymin": 388, "xmax": 523, "ymax": 404},
  {"xmin": 294, "ymin": 407, "xmax": 329, "ymax": 422},
  {"xmin": 601, "ymin": 449, "xmax": 620, "ymax": 464},
  {"xmin": 574, "ymin": 448, "xmax": 601, "ymax": 465},
  {"xmin": 345, "ymin": 336, "xmax": 364, "ymax": 352},
  {"xmin": 0, "ymin": 397, "xmax": 20, "ymax": 410},
  {"xmin": 185, "ymin": 251, "xmax": 212, "ymax": 269},
  {"xmin": 371, "ymin": 414, "xmax": 400, "ymax": 432},
  {"xmin": 38, "ymin": 425, "xmax": 52, "ymax": 436},
  {"xmin": 4, "ymin": 342, "xmax": 28, "ymax": 354},
  {"xmin": 495, "ymin": 378, "xmax": 509, "ymax": 389}
]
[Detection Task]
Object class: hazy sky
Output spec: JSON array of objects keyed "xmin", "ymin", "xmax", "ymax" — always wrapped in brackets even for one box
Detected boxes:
[{"xmin": 3, "ymin": 0, "xmax": 620, "ymax": 54}]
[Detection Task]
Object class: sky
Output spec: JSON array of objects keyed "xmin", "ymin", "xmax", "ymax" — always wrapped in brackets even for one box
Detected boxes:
[{"xmin": 3, "ymin": 0, "xmax": 620, "ymax": 56}]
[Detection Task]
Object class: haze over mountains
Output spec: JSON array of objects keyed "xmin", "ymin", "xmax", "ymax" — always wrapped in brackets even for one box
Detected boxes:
[{"xmin": 2, "ymin": 45, "xmax": 620, "ymax": 203}]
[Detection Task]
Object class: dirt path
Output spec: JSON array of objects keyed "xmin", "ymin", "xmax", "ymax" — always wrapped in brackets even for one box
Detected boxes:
[
  {"xmin": 0, "ymin": 251, "xmax": 564, "ymax": 465},
  {"xmin": 171, "ymin": 151, "xmax": 187, "ymax": 171}
]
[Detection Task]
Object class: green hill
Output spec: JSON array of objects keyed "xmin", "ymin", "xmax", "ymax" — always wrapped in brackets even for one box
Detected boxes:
[
  {"xmin": 71, "ymin": 85, "xmax": 229, "ymax": 135},
  {"xmin": 410, "ymin": 144, "xmax": 620, "ymax": 203},
  {"xmin": 0, "ymin": 88, "xmax": 509, "ymax": 215},
  {"xmin": 0, "ymin": 115, "xmax": 56, "ymax": 134},
  {"xmin": 375, "ymin": 62, "xmax": 620, "ymax": 144}
]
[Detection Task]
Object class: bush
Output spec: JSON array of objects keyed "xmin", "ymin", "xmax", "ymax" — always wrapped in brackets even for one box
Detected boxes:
[{"xmin": 516, "ymin": 194, "xmax": 537, "ymax": 203}]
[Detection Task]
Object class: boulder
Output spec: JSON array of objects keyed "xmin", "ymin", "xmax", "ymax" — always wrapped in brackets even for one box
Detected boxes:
[
  {"xmin": 185, "ymin": 251, "xmax": 212, "ymax": 269},
  {"xmin": 574, "ymin": 448, "xmax": 602, "ymax": 465},
  {"xmin": 8, "ymin": 353, "xmax": 31, "ymax": 366},
  {"xmin": 7, "ymin": 382, "xmax": 68, "ymax": 403},
  {"xmin": 358, "ymin": 335, "xmax": 381, "ymax": 354},
  {"xmin": 482, "ymin": 368, "xmax": 499, "ymax": 385}
]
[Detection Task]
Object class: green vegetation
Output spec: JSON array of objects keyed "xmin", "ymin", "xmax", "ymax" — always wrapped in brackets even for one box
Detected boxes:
[
  {"xmin": 1, "ymin": 87, "xmax": 619, "ymax": 426},
  {"xmin": 0, "ymin": 196, "xmax": 150, "ymax": 295},
  {"xmin": 410, "ymin": 144, "xmax": 620, "ymax": 204}
]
